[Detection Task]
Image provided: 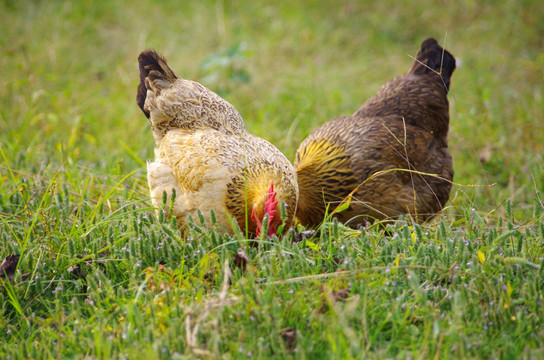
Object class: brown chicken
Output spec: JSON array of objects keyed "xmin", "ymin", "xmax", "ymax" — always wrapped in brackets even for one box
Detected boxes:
[
  {"xmin": 295, "ymin": 38, "xmax": 456, "ymax": 227},
  {"xmin": 136, "ymin": 50, "xmax": 298, "ymax": 237}
]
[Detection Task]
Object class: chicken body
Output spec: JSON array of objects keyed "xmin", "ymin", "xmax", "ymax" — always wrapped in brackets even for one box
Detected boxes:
[
  {"xmin": 137, "ymin": 51, "xmax": 298, "ymax": 236},
  {"xmin": 295, "ymin": 38, "xmax": 456, "ymax": 227}
]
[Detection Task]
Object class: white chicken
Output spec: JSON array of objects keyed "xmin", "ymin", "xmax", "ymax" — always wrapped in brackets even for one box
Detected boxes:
[{"xmin": 136, "ymin": 50, "xmax": 298, "ymax": 237}]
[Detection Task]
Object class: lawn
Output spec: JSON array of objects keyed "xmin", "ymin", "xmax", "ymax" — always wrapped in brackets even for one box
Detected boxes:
[{"xmin": 1, "ymin": 0, "xmax": 543, "ymax": 358}]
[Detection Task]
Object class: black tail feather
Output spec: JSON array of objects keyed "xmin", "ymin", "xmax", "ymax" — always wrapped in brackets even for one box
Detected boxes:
[
  {"xmin": 136, "ymin": 50, "xmax": 178, "ymax": 118},
  {"xmin": 410, "ymin": 38, "xmax": 456, "ymax": 92}
]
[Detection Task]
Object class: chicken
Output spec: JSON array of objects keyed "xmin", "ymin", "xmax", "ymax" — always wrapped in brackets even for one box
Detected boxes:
[
  {"xmin": 136, "ymin": 50, "xmax": 298, "ymax": 237},
  {"xmin": 295, "ymin": 38, "xmax": 456, "ymax": 227}
]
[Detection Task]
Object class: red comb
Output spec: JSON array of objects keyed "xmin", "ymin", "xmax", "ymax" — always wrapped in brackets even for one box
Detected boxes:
[
  {"xmin": 264, "ymin": 183, "xmax": 278, "ymax": 222},
  {"xmin": 253, "ymin": 183, "xmax": 279, "ymax": 237}
]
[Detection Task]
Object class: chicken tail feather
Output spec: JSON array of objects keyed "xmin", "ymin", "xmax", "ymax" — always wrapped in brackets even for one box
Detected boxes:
[
  {"xmin": 409, "ymin": 38, "xmax": 456, "ymax": 92},
  {"xmin": 137, "ymin": 50, "xmax": 178, "ymax": 118}
]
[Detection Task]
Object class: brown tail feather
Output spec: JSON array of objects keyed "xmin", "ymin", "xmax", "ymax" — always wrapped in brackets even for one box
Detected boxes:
[
  {"xmin": 409, "ymin": 38, "xmax": 456, "ymax": 92},
  {"xmin": 136, "ymin": 50, "xmax": 178, "ymax": 118}
]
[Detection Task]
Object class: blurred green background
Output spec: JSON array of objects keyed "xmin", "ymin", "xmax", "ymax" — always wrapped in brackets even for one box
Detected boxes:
[
  {"xmin": 1, "ymin": 0, "xmax": 543, "ymax": 217},
  {"xmin": 1, "ymin": 1, "xmax": 544, "ymax": 358}
]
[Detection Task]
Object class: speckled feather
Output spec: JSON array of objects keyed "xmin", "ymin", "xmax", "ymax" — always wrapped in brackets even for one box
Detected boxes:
[
  {"xmin": 295, "ymin": 38, "xmax": 456, "ymax": 227},
  {"xmin": 138, "ymin": 51, "xmax": 298, "ymax": 235}
]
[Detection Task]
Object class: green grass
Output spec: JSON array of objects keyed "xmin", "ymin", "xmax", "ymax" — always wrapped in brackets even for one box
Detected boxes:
[{"xmin": 1, "ymin": 0, "xmax": 543, "ymax": 358}]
